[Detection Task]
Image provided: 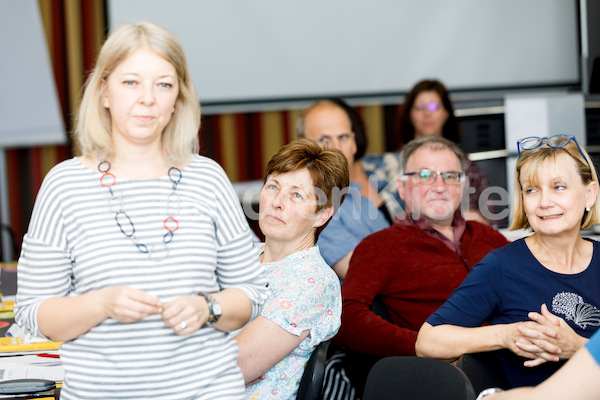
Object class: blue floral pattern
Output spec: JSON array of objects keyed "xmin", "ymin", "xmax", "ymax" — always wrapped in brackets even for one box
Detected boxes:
[{"xmin": 244, "ymin": 245, "xmax": 342, "ymax": 400}]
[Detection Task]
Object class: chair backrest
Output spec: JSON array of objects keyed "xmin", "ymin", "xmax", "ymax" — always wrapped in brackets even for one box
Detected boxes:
[
  {"xmin": 457, "ymin": 352, "xmax": 511, "ymax": 395},
  {"xmin": 362, "ymin": 356, "xmax": 476, "ymax": 400},
  {"xmin": 297, "ymin": 340, "xmax": 331, "ymax": 400},
  {"xmin": 0, "ymin": 223, "xmax": 18, "ymax": 262}
]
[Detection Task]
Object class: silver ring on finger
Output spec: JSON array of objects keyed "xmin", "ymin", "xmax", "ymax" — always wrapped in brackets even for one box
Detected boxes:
[{"xmin": 180, "ymin": 321, "xmax": 187, "ymax": 330}]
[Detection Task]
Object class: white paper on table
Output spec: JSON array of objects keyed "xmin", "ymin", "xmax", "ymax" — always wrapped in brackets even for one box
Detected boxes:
[
  {"xmin": 0, "ymin": 355, "xmax": 60, "ymax": 366},
  {"xmin": 0, "ymin": 365, "xmax": 64, "ymax": 382}
]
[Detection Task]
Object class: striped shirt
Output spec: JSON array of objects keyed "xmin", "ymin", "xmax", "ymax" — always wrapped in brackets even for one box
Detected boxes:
[{"xmin": 15, "ymin": 155, "xmax": 269, "ymax": 400}]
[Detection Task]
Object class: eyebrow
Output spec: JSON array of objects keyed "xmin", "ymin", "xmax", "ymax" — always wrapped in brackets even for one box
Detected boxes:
[
  {"xmin": 521, "ymin": 176, "xmax": 570, "ymax": 186},
  {"xmin": 411, "ymin": 167, "xmax": 461, "ymax": 171},
  {"xmin": 267, "ymin": 178, "xmax": 312, "ymax": 196},
  {"xmin": 120, "ymin": 72, "xmax": 176, "ymax": 79},
  {"xmin": 291, "ymin": 184, "xmax": 309, "ymax": 192},
  {"xmin": 319, "ymin": 132, "xmax": 352, "ymax": 138},
  {"xmin": 287, "ymin": 182, "xmax": 310, "ymax": 194}
]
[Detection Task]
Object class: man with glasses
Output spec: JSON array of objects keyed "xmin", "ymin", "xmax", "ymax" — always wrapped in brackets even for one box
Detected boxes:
[
  {"xmin": 297, "ymin": 99, "xmax": 394, "ymax": 280},
  {"xmin": 332, "ymin": 136, "xmax": 508, "ymax": 395}
]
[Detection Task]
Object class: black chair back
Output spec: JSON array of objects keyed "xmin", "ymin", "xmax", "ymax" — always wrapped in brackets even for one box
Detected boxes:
[
  {"xmin": 457, "ymin": 352, "xmax": 511, "ymax": 395},
  {"xmin": 0, "ymin": 224, "xmax": 18, "ymax": 262},
  {"xmin": 297, "ymin": 340, "xmax": 331, "ymax": 400},
  {"xmin": 362, "ymin": 356, "xmax": 476, "ymax": 400}
]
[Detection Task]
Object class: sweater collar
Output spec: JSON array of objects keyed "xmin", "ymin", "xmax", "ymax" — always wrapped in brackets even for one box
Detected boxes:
[{"xmin": 394, "ymin": 209, "xmax": 466, "ymax": 254}]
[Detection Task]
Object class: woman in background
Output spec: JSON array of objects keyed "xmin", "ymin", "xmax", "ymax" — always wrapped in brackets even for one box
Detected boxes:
[
  {"xmin": 15, "ymin": 22, "xmax": 268, "ymax": 399},
  {"xmin": 399, "ymin": 79, "xmax": 492, "ymax": 224},
  {"xmin": 233, "ymin": 139, "xmax": 347, "ymax": 399}
]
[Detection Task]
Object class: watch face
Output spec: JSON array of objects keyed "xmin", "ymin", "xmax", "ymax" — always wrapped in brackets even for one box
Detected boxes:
[
  {"xmin": 204, "ymin": 294, "xmax": 221, "ymax": 325},
  {"xmin": 476, "ymin": 388, "xmax": 504, "ymax": 400},
  {"xmin": 213, "ymin": 302, "xmax": 222, "ymax": 317}
]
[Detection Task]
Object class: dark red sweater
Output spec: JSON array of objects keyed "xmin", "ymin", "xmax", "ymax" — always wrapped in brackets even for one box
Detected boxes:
[{"xmin": 334, "ymin": 219, "xmax": 509, "ymax": 357}]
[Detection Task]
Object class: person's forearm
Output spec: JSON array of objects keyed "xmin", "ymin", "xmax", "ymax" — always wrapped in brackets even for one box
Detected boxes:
[
  {"xmin": 37, "ymin": 292, "xmax": 108, "ymax": 342},
  {"xmin": 487, "ymin": 387, "xmax": 535, "ymax": 400},
  {"xmin": 565, "ymin": 334, "xmax": 589, "ymax": 360},
  {"xmin": 488, "ymin": 346, "xmax": 600, "ymax": 400},
  {"xmin": 339, "ymin": 322, "xmax": 417, "ymax": 356},
  {"xmin": 234, "ymin": 316, "xmax": 309, "ymax": 384},
  {"xmin": 336, "ymin": 301, "xmax": 417, "ymax": 356},
  {"xmin": 332, "ymin": 252, "xmax": 352, "ymax": 280},
  {"xmin": 211, "ymin": 288, "xmax": 252, "ymax": 332},
  {"xmin": 416, "ymin": 323, "xmax": 506, "ymax": 360}
]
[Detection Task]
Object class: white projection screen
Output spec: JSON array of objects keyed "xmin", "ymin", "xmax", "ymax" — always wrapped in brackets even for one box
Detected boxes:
[
  {"xmin": 107, "ymin": 0, "xmax": 580, "ymax": 108},
  {"xmin": 0, "ymin": 0, "xmax": 66, "ymax": 147}
]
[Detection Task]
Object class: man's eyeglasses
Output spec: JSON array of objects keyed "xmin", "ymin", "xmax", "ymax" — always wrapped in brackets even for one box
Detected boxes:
[
  {"xmin": 403, "ymin": 169, "xmax": 464, "ymax": 185},
  {"xmin": 413, "ymin": 102, "xmax": 442, "ymax": 112},
  {"xmin": 517, "ymin": 134, "xmax": 586, "ymax": 160}
]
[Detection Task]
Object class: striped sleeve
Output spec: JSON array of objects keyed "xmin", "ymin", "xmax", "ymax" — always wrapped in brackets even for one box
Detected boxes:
[
  {"xmin": 15, "ymin": 163, "xmax": 75, "ymax": 338},
  {"xmin": 206, "ymin": 159, "xmax": 269, "ymax": 320}
]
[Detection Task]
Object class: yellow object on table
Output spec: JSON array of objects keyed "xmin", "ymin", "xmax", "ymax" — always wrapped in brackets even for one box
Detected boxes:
[
  {"xmin": 0, "ymin": 337, "xmax": 61, "ymax": 353},
  {"xmin": 0, "ymin": 262, "xmax": 17, "ymax": 268},
  {"xmin": 0, "ymin": 300, "xmax": 14, "ymax": 311}
]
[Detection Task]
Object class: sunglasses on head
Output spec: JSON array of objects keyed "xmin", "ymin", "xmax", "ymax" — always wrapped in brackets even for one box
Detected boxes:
[{"xmin": 517, "ymin": 134, "xmax": 586, "ymax": 161}]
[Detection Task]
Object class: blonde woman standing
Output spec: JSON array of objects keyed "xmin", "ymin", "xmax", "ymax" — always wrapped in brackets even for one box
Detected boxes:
[{"xmin": 15, "ymin": 22, "xmax": 268, "ymax": 399}]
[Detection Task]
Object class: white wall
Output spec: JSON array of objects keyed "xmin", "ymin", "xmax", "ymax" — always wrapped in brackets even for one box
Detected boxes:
[
  {"xmin": 0, "ymin": 0, "xmax": 65, "ymax": 148},
  {"xmin": 108, "ymin": 0, "xmax": 580, "ymax": 107}
]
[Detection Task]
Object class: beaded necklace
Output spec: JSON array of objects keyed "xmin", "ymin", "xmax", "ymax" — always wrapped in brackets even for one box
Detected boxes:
[{"xmin": 98, "ymin": 156, "xmax": 182, "ymax": 259}]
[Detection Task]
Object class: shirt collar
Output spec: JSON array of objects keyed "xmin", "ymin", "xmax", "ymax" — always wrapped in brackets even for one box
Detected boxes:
[{"xmin": 396, "ymin": 209, "xmax": 466, "ymax": 254}]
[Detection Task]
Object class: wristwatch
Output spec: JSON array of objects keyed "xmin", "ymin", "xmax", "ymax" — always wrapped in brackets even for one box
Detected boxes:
[
  {"xmin": 476, "ymin": 388, "xmax": 504, "ymax": 399},
  {"xmin": 200, "ymin": 292, "xmax": 222, "ymax": 327}
]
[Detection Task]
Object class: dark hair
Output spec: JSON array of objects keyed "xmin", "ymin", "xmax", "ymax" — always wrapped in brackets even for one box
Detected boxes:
[
  {"xmin": 400, "ymin": 79, "xmax": 460, "ymax": 145},
  {"xmin": 296, "ymin": 98, "xmax": 368, "ymax": 161},
  {"xmin": 264, "ymin": 138, "xmax": 350, "ymax": 242}
]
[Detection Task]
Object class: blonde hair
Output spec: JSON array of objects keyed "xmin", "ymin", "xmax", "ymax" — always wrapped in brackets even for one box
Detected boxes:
[
  {"xmin": 73, "ymin": 22, "xmax": 200, "ymax": 159},
  {"xmin": 509, "ymin": 139, "xmax": 599, "ymax": 230}
]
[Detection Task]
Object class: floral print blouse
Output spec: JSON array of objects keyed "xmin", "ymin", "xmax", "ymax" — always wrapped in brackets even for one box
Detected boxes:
[{"xmin": 243, "ymin": 244, "xmax": 342, "ymax": 400}]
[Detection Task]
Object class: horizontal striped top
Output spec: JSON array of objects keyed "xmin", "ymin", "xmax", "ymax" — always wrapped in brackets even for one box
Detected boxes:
[{"xmin": 15, "ymin": 155, "xmax": 269, "ymax": 400}]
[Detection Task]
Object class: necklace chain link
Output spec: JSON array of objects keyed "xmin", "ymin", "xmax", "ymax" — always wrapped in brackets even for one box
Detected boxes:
[{"xmin": 98, "ymin": 158, "xmax": 182, "ymax": 259}]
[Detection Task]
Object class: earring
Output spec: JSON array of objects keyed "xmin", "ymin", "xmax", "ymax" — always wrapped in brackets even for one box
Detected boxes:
[
  {"xmin": 104, "ymin": 101, "xmax": 109, "ymax": 108},
  {"xmin": 586, "ymin": 207, "xmax": 591, "ymax": 212}
]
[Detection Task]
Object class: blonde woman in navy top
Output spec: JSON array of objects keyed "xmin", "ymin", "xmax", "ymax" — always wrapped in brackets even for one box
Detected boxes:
[{"xmin": 417, "ymin": 135, "xmax": 600, "ymax": 388}]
